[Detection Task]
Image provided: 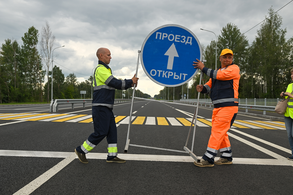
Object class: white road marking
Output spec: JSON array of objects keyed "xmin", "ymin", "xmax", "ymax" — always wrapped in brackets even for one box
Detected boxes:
[
  {"xmin": 40, "ymin": 114, "xmax": 76, "ymax": 122},
  {"xmin": 0, "ymin": 150, "xmax": 292, "ymax": 166},
  {"xmin": 186, "ymin": 118, "xmax": 209, "ymax": 127},
  {"xmin": 0, "ymin": 120, "xmax": 26, "ymax": 126},
  {"xmin": 15, "ymin": 114, "xmax": 56, "ymax": 121},
  {"xmin": 145, "ymin": 116, "xmax": 156, "ymax": 125},
  {"xmin": 174, "ymin": 108, "xmax": 203, "ymax": 118},
  {"xmin": 230, "ymin": 128, "xmax": 291, "ymax": 154},
  {"xmin": 166, "ymin": 117, "xmax": 182, "ymax": 126},
  {"xmin": 233, "ymin": 120, "xmax": 263, "ymax": 129},
  {"xmin": 228, "ymin": 131, "xmax": 292, "ymax": 165},
  {"xmin": 246, "ymin": 120, "xmax": 285, "ymax": 130},
  {"xmin": 13, "ymin": 153, "xmax": 76, "ymax": 195},
  {"xmin": 66, "ymin": 115, "xmax": 92, "ymax": 122},
  {"xmin": 119, "ymin": 116, "xmax": 136, "ymax": 124},
  {"xmin": 0, "ymin": 113, "xmax": 34, "ymax": 119}
]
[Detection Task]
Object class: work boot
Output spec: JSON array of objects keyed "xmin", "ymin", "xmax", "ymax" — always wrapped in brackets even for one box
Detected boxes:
[
  {"xmin": 106, "ymin": 157, "xmax": 126, "ymax": 163},
  {"xmin": 75, "ymin": 149, "xmax": 88, "ymax": 164},
  {"xmin": 214, "ymin": 158, "xmax": 233, "ymax": 165},
  {"xmin": 193, "ymin": 158, "xmax": 214, "ymax": 167}
]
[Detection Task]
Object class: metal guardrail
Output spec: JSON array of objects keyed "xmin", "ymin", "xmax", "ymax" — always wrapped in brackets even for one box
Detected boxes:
[
  {"xmin": 51, "ymin": 99, "xmax": 90, "ymax": 112},
  {"xmin": 50, "ymin": 99, "xmax": 130, "ymax": 112},
  {"xmin": 179, "ymin": 99, "xmax": 278, "ymax": 115},
  {"xmin": 49, "ymin": 97, "xmax": 279, "ymax": 115}
]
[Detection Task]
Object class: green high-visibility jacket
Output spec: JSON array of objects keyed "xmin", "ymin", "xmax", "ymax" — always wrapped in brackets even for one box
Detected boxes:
[
  {"xmin": 284, "ymin": 83, "xmax": 293, "ymax": 118},
  {"xmin": 92, "ymin": 61, "xmax": 133, "ymax": 109}
]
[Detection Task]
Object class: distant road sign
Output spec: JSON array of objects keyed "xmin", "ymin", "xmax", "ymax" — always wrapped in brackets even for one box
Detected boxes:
[{"xmin": 141, "ymin": 24, "xmax": 201, "ymax": 87}]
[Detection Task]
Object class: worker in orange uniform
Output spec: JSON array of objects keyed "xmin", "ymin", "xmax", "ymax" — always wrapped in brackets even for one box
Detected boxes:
[{"xmin": 192, "ymin": 48, "xmax": 240, "ymax": 167}]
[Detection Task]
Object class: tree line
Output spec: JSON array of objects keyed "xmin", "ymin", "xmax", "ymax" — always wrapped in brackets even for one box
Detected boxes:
[
  {"xmin": 0, "ymin": 23, "xmax": 151, "ymax": 103},
  {"xmin": 155, "ymin": 8, "xmax": 293, "ymax": 100},
  {"xmin": 1, "ymin": 8, "xmax": 293, "ymax": 103}
]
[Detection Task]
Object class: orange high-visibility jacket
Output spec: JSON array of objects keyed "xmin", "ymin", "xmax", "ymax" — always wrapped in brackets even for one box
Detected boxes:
[{"xmin": 201, "ymin": 64, "xmax": 240, "ymax": 108}]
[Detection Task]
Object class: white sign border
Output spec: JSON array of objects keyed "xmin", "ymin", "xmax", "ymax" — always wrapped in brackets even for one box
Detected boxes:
[{"xmin": 140, "ymin": 24, "xmax": 202, "ymax": 87}]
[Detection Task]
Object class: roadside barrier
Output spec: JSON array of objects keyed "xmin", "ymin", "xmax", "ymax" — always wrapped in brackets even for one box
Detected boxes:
[{"xmin": 50, "ymin": 99, "xmax": 130, "ymax": 112}]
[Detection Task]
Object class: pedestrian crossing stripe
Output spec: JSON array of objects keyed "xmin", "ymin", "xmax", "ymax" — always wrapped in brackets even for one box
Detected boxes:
[
  {"xmin": 204, "ymin": 118, "xmax": 249, "ymax": 129},
  {"xmin": 157, "ymin": 117, "xmax": 169, "ymax": 125},
  {"xmin": 115, "ymin": 116, "xmax": 126, "ymax": 123},
  {"xmin": 0, "ymin": 113, "xmax": 286, "ymax": 130},
  {"xmin": 255, "ymin": 121, "xmax": 285, "ymax": 128},
  {"xmin": 53, "ymin": 115, "xmax": 87, "ymax": 122},
  {"xmin": 27, "ymin": 114, "xmax": 67, "ymax": 121},
  {"xmin": 132, "ymin": 116, "xmax": 146, "ymax": 125},
  {"xmin": 198, "ymin": 118, "xmax": 212, "ymax": 126},
  {"xmin": 175, "ymin": 118, "xmax": 192, "ymax": 126},
  {"xmin": 236, "ymin": 120, "xmax": 276, "ymax": 130}
]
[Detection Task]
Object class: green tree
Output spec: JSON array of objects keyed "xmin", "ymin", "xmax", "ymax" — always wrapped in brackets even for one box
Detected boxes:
[
  {"xmin": 248, "ymin": 8, "xmax": 293, "ymax": 98},
  {"xmin": 218, "ymin": 23, "xmax": 249, "ymax": 98},
  {"xmin": 64, "ymin": 73, "xmax": 77, "ymax": 98},
  {"xmin": 52, "ymin": 65, "xmax": 65, "ymax": 99},
  {"xmin": 203, "ymin": 23, "xmax": 249, "ymax": 98},
  {"xmin": 21, "ymin": 26, "xmax": 43, "ymax": 102},
  {"xmin": 0, "ymin": 39, "xmax": 21, "ymax": 102},
  {"xmin": 218, "ymin": 23, "xmax": 249, "ymax": 68}
]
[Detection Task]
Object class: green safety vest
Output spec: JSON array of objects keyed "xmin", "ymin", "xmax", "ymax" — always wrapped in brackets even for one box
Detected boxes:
[{"xmin": 284, "ymin": 83, "xmax": 293, "ymax": 118}]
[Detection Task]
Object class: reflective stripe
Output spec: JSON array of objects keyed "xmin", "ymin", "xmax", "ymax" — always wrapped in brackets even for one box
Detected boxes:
[
  {"xmin": 207, "ymin": 69, "xmax": 211, "ymax": 77},
  {"xmin": 93, "ymin": 66, "xmax": 99, "ymax": 87},
  {"xmin": 93, "ymin": 85, "xmax": 115, "ymax": 91},
  {"xmin": 288, "ymin": 105, "xmax": 293, "ymax": 108},
  {"xmin": 204, "ymin": 152, "xmax": 214, "ymax": 159},
  {"xmin": 213, "ymin": 70, "xmax": 217, "ymax": 79},
  {"xmin": 222, "ymin": 152, "xmax": 232, "ymax": 157},
  {"xmin": 92, "ymin": 103, "xmax": 113, "ymax": 108},
  {"xmin": 108, "ymin": 143, "xmax": 118, "ymax": 156},
  {"xmin": 288, "ymin": 99, "xmax": 293, "ymax": 102},
  {"xmin": 205, "ymin": 85, "xmax": 211, "ymax": 93},
  {"xmin": 108, "ymin": 143, "xmax": 117, "ymax": 148},
  {"xmin": 207, "ymin": 147, "xmax": 217, "ymax": 153},
  {"xmin": 93, "ymin": 64, "xmax": 112, "ymax": 88},
  {"xmin": 122, "ymin": 80, "xmax": 126, "ymax": 90},
  {"xmin": 81, "ymin": 139, "xmax": 96, "ymax": 154},
  {"xmin": 219, "ymin": 147, "xmax": 231, "ymax": 153},
  {"xmin": 105, "ymin": 75, "xmax": 114, "ymax": 85},
  {"xmin": 212, "ymin": 98, "xmax": 238, "ymax": 104}
]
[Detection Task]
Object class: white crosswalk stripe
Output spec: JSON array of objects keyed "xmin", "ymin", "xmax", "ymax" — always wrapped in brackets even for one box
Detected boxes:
[
  {"xmin": 166, "ymin": 117, "xmax": 182, "ymax": 126},
  {"xmin": 66, "ymin": 115, "xmax": 92, "ymax": 122},
  {"xmin": 145, "ymin": 116, "xmax": 156, "ymax": 125},
  {"xmin": 0, "ymin": 113, "xmax": 286, "ymax": 130},
  {"xmin": 40, "ymin": 114, "xmax": 76, "ymax": 121},
  {"xmin": 186, "ymin": 118, "xmax": 209, "ymax": 127}
]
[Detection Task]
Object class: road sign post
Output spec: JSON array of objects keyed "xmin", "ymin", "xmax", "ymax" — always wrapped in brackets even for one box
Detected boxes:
[{"xmin": 125, "ymin": 24, "xmax": 202, "ymax": 157}]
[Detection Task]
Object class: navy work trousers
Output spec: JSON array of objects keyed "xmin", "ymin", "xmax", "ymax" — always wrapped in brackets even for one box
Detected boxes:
[{"xmin": 88, "ymin": 106, "xmax": 117, "ymax": 146}]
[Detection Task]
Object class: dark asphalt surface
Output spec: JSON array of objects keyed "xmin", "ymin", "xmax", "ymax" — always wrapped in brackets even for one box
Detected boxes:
[{"xmin": 0, "ymin": 101, "xmax": 293, "ymax": 195}]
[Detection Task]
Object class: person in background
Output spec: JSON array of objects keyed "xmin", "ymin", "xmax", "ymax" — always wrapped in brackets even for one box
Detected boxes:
[
  {"xmin": 280, "ymin": 68, "xmax": 293, "ymax": 161},
  {"xmin": 192, "ymin": 48, "xmax": 240, "ymax": 167},
  {"xmin": 75, "ymin": 47, "xmax": 138, "ymax": 164}
]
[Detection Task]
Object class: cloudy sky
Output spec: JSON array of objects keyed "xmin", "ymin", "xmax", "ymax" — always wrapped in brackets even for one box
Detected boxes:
[{"xmin": 1, "ymin": 0, "xmax": 292, "ymax": 97}]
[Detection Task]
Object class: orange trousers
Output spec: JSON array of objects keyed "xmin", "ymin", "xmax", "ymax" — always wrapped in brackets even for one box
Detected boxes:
[{"xmin": 207, "ymin": 106, "xmax": 238, "ymax": 151}]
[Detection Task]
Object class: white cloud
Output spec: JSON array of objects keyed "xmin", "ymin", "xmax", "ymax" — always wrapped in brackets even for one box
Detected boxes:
[{"xmin": 1, "ymin": 0, "xmax": 293, "ymax": 97}]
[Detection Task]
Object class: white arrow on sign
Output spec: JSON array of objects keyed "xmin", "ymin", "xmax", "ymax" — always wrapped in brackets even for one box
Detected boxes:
[{"xmin": 164, "ymin": 43, "xmax": 179, "ymax": 70}]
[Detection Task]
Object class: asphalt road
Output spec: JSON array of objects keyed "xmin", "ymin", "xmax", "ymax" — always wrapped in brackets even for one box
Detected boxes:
[{"xmin": 0, "ymin": 100, "xmax": 293, "ymax": 195}]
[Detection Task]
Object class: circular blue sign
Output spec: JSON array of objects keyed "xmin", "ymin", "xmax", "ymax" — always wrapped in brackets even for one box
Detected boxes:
[{"xmin": 141, "ymin": 24, "xmax": 201, "ymax": 87}]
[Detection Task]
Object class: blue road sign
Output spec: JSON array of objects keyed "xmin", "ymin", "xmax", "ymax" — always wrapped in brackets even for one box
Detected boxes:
[{"xmin": 141, "ymin": 24, "xmax": 202, "ymax": 87}]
